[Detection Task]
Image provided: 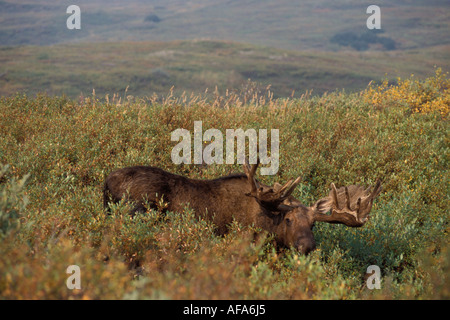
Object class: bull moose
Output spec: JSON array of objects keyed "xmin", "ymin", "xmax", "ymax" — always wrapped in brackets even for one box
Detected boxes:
[{"xmin": 103, "ymin": 162, "xmax": 382, "ymax": 254}]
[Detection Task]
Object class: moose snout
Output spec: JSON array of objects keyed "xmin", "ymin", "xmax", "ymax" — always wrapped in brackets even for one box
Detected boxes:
[{"xmin": 295, "ymin": 236, "xmax": 316, "ymax": 255}]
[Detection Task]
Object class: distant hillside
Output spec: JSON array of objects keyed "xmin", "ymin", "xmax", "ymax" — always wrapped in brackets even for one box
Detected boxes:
[
  {"xmin": 0, "ymin": 40, "xmax": 448, "ymax": 99},
  {"xmin": 0, "ymin": 0, "xmax": 449, "ymax": 51}
]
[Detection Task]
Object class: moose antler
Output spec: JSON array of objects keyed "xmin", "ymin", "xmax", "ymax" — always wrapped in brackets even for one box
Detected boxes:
[
  {"xmin": 243, "ymin": 159, "xmax": 302, "ymax": 209},
  {"xmin": 313, "ymin": 180, "xmax": 382, "ymax": 227}
]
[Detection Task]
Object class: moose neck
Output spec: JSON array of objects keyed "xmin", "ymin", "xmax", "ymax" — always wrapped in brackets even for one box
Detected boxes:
[{"xmin": 255, "ymin": 208, "xmax": 286, "ymax": 234}]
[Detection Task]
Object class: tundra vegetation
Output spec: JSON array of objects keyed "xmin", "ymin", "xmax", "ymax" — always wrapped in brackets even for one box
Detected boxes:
[{"xmin": 0, "ymin": 69, "xmax": 448, "ymax": 299}]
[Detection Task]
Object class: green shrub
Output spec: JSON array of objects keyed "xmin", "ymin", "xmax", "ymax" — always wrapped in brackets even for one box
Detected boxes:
[{"xmin": 0, "ymin": 164, "xmax": 29, "ymax": 239}]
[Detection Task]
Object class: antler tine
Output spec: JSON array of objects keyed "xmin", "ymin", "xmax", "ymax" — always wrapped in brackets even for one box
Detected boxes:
[
  {"xmin": 355, "ymin": 197, "xmax": 362, "ymax": 214},
  {"xmin": 244, "ymin": 157, "xmax": 259, "ymax": 175},
  {"xmin": 330, "ymin": 183, "xmax": 340, "ymax": 210},
  {"xmin": 281, "ymin": 176, "xmax": 302, "ymax": 198},
  {"xmin": 344, "ymin": 186, "xmax": 352, "ymax": 210},
  {"xmin": 277, "ymin": 178, "xmax": 294, "ymax": 194},
  {"xmin": 369, "ymin": 179, "xmax": 382, "ymax": 199},
  {"xmin": 250, "ymin": 160, "xmax": 259, "ymax": 178},
  {"xmin": 243, "ymin": 157, "xmax": 261, "ymax": 196}
]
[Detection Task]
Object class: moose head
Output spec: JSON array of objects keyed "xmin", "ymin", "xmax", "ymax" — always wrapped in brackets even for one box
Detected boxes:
[{"xmin": 243, "ymin": 161, "xmax": 382, "ymax": 254}]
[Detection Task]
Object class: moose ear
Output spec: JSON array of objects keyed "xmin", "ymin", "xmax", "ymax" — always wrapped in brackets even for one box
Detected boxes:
[{"xmin": 311, "ymin": 197, "xmax": 332, "ymax": 214}]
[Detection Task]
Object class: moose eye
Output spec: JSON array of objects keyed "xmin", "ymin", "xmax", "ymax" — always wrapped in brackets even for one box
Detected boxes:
[{"xmin": 285, "ymin": 218, "xmax": 293, "ymax": 227}]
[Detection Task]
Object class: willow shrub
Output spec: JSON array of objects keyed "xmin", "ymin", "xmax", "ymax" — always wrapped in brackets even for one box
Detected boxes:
[{"xmin": 0, "ymin": 70, "xmax": 448, "ymax": 299}]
